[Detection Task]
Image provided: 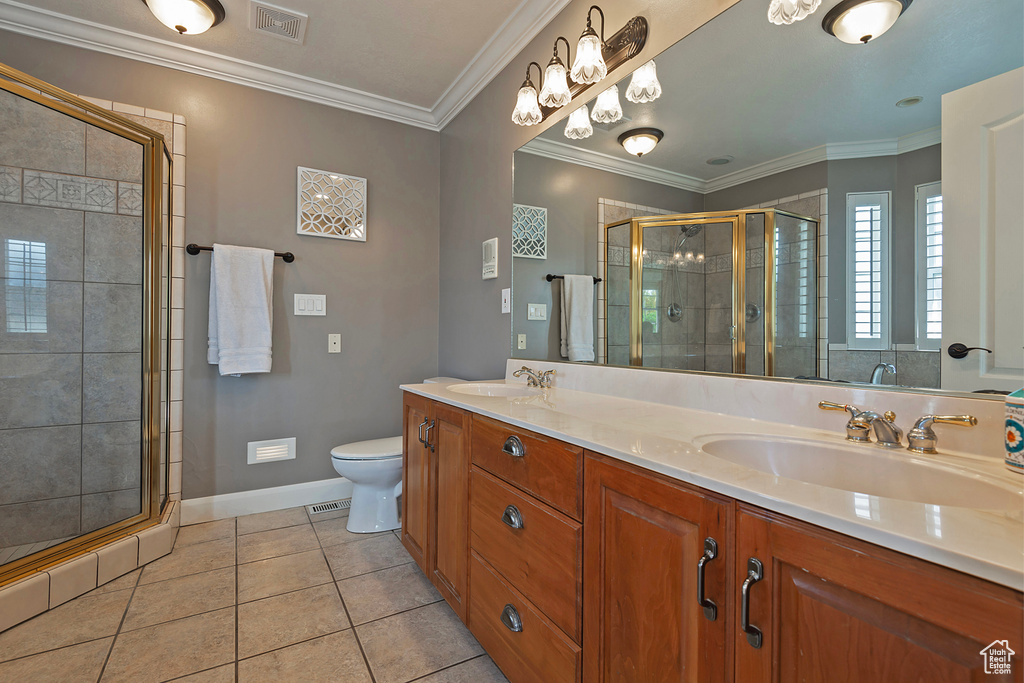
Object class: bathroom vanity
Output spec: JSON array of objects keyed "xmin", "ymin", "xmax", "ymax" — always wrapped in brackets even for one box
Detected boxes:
[{"xmin": 401, "ymin": 368, "xmax": 1023, "ymax": 682}]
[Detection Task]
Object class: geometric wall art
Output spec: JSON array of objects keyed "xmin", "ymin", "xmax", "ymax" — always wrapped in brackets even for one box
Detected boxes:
[
  {"xmin": 512, "ymin": 203, "xmax": 547, "ymax": 259},
  {"xmin": 297, "ymin": 166, "xmax": 367, "ymax": 241}
]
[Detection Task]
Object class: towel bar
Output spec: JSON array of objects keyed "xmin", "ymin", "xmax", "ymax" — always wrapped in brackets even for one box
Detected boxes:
[
  {"xmin": 186, "ymin": 243, "xmax": 295, "ymax": 263},
  {"xmin": 546, "ymin": 274, "xmax": 601, "ymax": 283}
]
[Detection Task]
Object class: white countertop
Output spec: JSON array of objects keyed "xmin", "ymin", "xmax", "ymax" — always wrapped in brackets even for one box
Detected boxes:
[{"xmin": 401, "ymin": 379, "xmax": 1024, "ymax": 591}]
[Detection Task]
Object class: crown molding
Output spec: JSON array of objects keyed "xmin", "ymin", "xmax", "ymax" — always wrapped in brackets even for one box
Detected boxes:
[
  {"xmin": 520, "ymin": 136, "xmax": 707, "ymax": 193},
  {"xmin": 0, "ymin": 0, "xmax": 571, "ymax": 131}
]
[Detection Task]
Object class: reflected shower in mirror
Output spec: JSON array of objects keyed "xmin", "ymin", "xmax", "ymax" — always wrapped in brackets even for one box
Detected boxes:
[{"xmin": 511, "ymin": 0, "xmax": 1023, "ymax": 395}]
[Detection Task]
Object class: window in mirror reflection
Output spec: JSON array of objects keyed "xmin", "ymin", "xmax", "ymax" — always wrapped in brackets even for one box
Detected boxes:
[
  {"xmin": 915, "ymin": 182, "xmax": 943, "ymax": 351},
  {"xmin": 641, "ymin": 288, "xmax": 659, "ymax": 334},
  {"xmin": 846, "ymin": 192, "xmax": 890, "ymax": 350},
  {"xmin": 5, "ymin": 239, "xmax": 47, "ymax": 334}
]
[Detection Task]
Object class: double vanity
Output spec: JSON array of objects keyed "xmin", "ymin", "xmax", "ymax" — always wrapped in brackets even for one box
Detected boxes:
[{"xmin": 399, "ymin": 363, "xmax": 1023, "ymax": 681}]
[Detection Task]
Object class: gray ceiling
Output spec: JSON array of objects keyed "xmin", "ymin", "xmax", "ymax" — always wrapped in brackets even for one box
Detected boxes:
[{"xmin": 538, "ymin": 0, "xmax": 1024, "ymax": 181}]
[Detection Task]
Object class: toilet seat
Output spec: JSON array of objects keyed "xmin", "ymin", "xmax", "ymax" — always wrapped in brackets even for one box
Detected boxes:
[{"xmin": 330, "ymin": 436, "xmax": 403, "ymax": 461}]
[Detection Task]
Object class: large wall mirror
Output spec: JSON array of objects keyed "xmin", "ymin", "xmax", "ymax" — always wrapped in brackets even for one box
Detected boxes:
[{"xmin": 511, "ymin": 0, "xmax": 1023, "ymax": 396}]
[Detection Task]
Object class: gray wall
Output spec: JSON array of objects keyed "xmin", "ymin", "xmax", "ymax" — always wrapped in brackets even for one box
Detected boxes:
[
  {"xmin": 511, "ymin": 151, "xmax": 702, "ymax": 360},
  {"xmin": 0, "ymin": 31, "xmax": 441, "ymax": 499},
  {"xmin": 704, "ymin": 162, "xmax": 828, "ymax": 211},
  {"xmin": 438, "ymin": 0, "xmax": 743, "ymax": 380}
]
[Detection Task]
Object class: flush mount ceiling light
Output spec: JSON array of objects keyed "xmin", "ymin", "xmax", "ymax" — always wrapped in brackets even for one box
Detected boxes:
[
  {"xmin": 511, "ymin": 62, "xmax": 543, "ymax": 126},
  {"xmin": 564, "ymin": 105, "xmax": 594, "ymax": 139},
  {"xmin": 768, "ymin": 0, "xmax": 822, "ymax": 25},
  {"xmin": 618, "ymin": 127, "xmax": 663, "ymax": 158},
  {"xmin": 625, "ymin": 60, "xmax": 662, "ymax": 104},
  {"xmin": 706, "ymin": 155, "xmax": 735, "ymax": 166},
  {"xmin": 822, "ymin": 0, "xmax": 913, "ymax": 44},
  {"xmin": 142, "ymin": 0, "xmax": 225, "ymax": 35},
  {"xmin": 896, "ymin": 95, "xmax": 924, "ymax": 107},
  {"xmin": 591, "ymin": 84, "xmax": 623, "ymax": 123},
  {"xmin": 539, "ymin": 37, "xmax": 572, "ymax": 108}
]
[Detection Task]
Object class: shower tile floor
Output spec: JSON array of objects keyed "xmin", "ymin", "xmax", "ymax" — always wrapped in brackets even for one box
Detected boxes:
[{"xmin": 0, "ymin": 506, "xmax": 508, "ymax": 683}]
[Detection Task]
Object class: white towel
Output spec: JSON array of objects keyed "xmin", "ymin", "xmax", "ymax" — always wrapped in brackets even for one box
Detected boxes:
[
  {"xmin": 207, "ymin": 243, "xmax": 275, "ymax": 376},
  {"xmin": 559, "ymin": 275, "xmax": 595, "ymax": 363}
]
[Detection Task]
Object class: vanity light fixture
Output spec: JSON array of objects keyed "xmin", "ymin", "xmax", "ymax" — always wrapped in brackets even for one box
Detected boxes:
[
  {"xmin": 768, "ymin": 0, "xmax": 822, "ymax": 25},
  {"xmin": 822, "ymin": 0, "xmax": 913, "ymax": 44},
  {"xmin": 564, "ymin": 105, "xmax": 594, "ymax": 139},
  {"xmin": 625, "ymin": 60, "xmax": 662, "ymax": 104},
  {"xmin": 539, "ymin": 37, "xmax": 573, "ymax": 108},
  {"xmin": 142, "ymin": 0, "xmax": 225, "ymax": 35},
  {"xmin": 511, "ymin": 62, "xmax": 544, "ymax": 126},
  {"xmin": 591, "ymin": 85, "xmax": 623, "ymax": 123},
  {"xmin": 618, "ymin": 127, "xmax": 663, "ymax": 158},
  {"xmin": 571, "ymin": 6, "xmax": 609, "ymax": 85}
]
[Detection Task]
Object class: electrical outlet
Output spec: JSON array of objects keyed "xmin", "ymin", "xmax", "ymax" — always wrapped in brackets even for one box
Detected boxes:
[
  {"xmin": 527, "ymin": 303, "xmax": 547, "ymax": 320},
  {"xmin": 517, "ymin": 333, "xmax": 527, "ymax": 350},
  {"xmin": 328, "ymin": 333, "xmax": 341, "ymax": 353},
  {"xmin": 501, "ymin": 288, "xmax": 511, "ymax": 314}
]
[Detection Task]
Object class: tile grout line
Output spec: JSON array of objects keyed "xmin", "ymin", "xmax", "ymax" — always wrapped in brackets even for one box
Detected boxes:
[
  {"xmin": 94, "ymin": 566, "xmax": 142, "ymax": 681},
  {"xmin": 407, "ymin": 653, "xmax": 493, "ymax": 682},
  {"xmin": 234, "ymin": 516, "xmax": 239, "ymax": 683},
  {"xmin": 323, "ymin": 533, "xmax": 378, "ymax": 683}
]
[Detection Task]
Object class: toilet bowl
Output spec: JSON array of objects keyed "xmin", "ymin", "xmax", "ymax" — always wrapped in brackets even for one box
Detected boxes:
[{"xmin": 330, "ymin": 436, "xmax": 404, "ymax": 533}]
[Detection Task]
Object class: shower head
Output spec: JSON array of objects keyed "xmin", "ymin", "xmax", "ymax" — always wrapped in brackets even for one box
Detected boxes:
[{"xmin": 674, "ymin": 224, "xmax": 704, "ymax": 253}]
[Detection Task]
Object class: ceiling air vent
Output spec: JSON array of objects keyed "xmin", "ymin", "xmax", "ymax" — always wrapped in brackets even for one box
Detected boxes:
[{"xmin": 250, "ymin": 1, "xmax": 308, "ymax": 44}]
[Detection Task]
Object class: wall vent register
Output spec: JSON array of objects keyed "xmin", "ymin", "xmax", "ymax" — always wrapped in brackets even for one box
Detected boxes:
[
  {"xmin": 249, "ymin": 1, "xmax": 308, "ymax": 44},
  {"xmin": 247, "ymin": 437, "xmax": 297, "ymax": 464}
]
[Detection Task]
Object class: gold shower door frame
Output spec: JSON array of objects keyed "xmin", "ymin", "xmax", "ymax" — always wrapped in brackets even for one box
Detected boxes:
[
  {"xmin": 606, "ymin": 209, "xmax": 793, "ymax": 375},
  {"xmin": 0, "ymin": 63, "xmax": 171, "ymax": 587}
]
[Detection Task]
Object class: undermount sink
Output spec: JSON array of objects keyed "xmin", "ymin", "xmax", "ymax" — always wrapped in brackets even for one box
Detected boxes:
[
  {"xmin": 447, "ymin": 382, "xmax": 540, "ymax": 398},
  {"xmin": 697, "ymin": 435, "xmax": 1023, "ymax": 510}
]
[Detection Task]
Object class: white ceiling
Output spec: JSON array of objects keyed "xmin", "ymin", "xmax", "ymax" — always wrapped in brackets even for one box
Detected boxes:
[
  {"xmin": 0, "ymin": 0, "xmax": 573, "ymax": 129},
  {"xmin": 532, "ymin": 0, "xmax": 1024, "ymax": 190}
]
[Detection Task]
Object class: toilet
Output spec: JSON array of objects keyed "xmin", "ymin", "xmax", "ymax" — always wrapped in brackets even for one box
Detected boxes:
[{"xmin": 330, "ymin": 377, "xmax": 461, "ymax": 533}]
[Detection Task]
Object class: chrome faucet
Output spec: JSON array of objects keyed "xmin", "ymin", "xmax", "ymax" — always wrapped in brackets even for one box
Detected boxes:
[
  {"xmin": 819, "ymin": 401, "xmax": 903, "ymax": 448},
  {"xmin": 869, "ymin": 362, "xmax": 896, "ymax": 385},
  {"xmin": 907, "ymin": 415, "xmax": 977, "ymax": 454},
  {"xmin": 512, "ymin": 366, "xmax": 556, "ymax": 388}
]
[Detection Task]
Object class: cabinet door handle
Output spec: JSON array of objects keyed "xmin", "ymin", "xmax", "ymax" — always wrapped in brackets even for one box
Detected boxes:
[
  {"xmin": 740, "ymin": 557, "xmax": 764, "ymax": 649},
  {"xmin": 424, "ymin": 420, "xmax": 435, "ymax": 453},
  {"xmin": 500, "ymin": 604, "xmax": 523, "ymax": 633},
  {"xmin": 417, "ymin": 418, "xmax": 428, "ymax": 445},
  {"xmin": 697, "ymin": 537, "xmax": 718, "ymax": 622},
  {"xmin": 501, "ymin": 435, "xmax": 526, "ymax": 458},
  {"xmin": 501, "ymin": 505, "xmax": 524, "ymax": 530}
]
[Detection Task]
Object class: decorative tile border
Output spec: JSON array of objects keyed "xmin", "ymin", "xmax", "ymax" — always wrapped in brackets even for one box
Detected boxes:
[{"xmin": 0, "ymin": 165, "xmax": 21, "ymax": 203}]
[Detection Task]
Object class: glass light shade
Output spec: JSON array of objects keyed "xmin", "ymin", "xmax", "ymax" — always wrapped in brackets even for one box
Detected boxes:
[
  {"xmin": 591, "ymin": 85, "xmax": 622, "ymax": 123},
  {"xmin": 564, "ymin": 106, "xmax": 593, "ymax": 139},
  {"xmin": 511, "ymin": 85, "xmax": 543, "ymax": 126},
  {"xmin": 570, "ymin": 32, "xmax": 607, "ymax": 85},
  {"xmin": 539, "ymin": 61, "xmax": 572, "ymax": 108},
  {"xmin": 767, "ymin": 0, "xmax": 822, "ymax": 25},
  {"xmin": 145, "ymin": 0, "xmax": 222, "ymax": 34},
  {"xmin": 625, "ymin": 61, "xmax": 662, "ymax": 104},
  {"xmin": 827, "ymin": 0, "xmax": 905, "ymax": 44},
  {"xmin": 620, "ymin": 131, "xmax": 661, "ymax": 157}
]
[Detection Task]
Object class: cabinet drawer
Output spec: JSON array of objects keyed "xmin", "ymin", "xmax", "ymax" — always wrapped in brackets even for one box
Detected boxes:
[
  {"xmin": 471, "ymin": 415, "xmax": 583, "ymax": 520},
  {"xmin": 470, "ymin": 467, "xmax": 581, "ymax": 642},
  {"xmin": 469, "ymin": 551, "xmax": 581, "ymax": 683}
]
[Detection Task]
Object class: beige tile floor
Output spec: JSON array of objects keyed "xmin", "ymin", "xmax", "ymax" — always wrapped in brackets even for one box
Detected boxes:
[{"xmin": 0, "ymin": 506, "xmax": 509, "ymax": 683}]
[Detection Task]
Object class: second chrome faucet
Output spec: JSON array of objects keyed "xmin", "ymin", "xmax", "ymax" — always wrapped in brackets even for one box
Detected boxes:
[{"xmin": 818, "ymin": 401, "xmax": 976, "ymax": 454}]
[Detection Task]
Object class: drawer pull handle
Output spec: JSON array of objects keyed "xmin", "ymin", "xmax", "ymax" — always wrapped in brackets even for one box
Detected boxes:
[
  {"xmin": 696, "ymin": 537, "xmax": 718, "ymax": 622},
  {"xmin": 501, "ymin": 435, "xmax": 526, "ymax": 458},
  {"xmin": 423, "ymin": 420, "xmax": 435, "ymax": 453},
  {"xmin": 417, "ymin": 418, "xmax": 428, "ymax": 445},
  {"xmin": 500, "ymin": 604, "xmax": 523, "ymax": 633},
  {"xmin": 501, "ymin": 505, "xmax": 524, "ymax": 530},
  {"xmin": 740, "ymin": 557, "xmax": 764, "ymax": 649}
]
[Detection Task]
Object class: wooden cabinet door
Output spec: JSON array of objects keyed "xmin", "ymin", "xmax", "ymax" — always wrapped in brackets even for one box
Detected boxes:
[
  {"xmin": 429, "ymin": 401, "xmax": 471, "ymax": 621},
  {"xmin": 583, "ymin": 453, "xmax": 732, "ymax": 682},
  {"xmin": 735, "ymin": 505, "xmax": 1024, "ymax": 682},
  {"xmin": 401, "ymin": 392, "xmax": 430, "ymax": 572}
]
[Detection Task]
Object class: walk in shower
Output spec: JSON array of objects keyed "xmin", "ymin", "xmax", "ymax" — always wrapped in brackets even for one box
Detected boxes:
[
  {"xmin": 604, "ymin": 209, "xmax": 819, "ymax": 376},
  {"xmin": 0, "ymin": 64, "xmax": 171, "ymax": 585}
]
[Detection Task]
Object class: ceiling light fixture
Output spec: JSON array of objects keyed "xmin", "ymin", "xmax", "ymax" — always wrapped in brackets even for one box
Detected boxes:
[
  {"xmin": 822, "ymin": 0, "xmax": 913, "ymax": 44},
  {"xmin": 142, "ymin": 0, "xmax": 225, "ymax": 35},
  {"xmin": 618, "ymin": 128, "xmax": 663, "ymax": 158},
  {"xmin": 706, "ymin": 155, "xmax": 735, "ymax": 166},
  {"xmin": 571, "ymin": 6, "xmax": 608, "ymax": 85},
  {"xmin": 625, "ymin": 60, "xmax": 662, "ymax": 104},
  {"xmin": 591, "ymin": 85, "xmax": 623, "ymax": 123},
  {"xmin": 539, "ymin": 37, "xmax": 572, "ymax": 108},
  {"xmin": 767, "ymin": 0, "xmax": 822, "ymax": 25},
  {"xmin": 896, "ymin": 95, "xmax": 924, "ymax": 108},
  {"xmin": 511, "ymin": 62, "xmax": 543, "ymax": 126},
  {"xmin": 564, "ymin": 105, "xmax": 594, "ymax": 139}
]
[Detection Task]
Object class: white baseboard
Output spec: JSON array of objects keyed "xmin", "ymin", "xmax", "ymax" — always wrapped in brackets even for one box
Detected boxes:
[{"xmin": 180, "ymin": 477, "xmax": 354, "ymax": 526}]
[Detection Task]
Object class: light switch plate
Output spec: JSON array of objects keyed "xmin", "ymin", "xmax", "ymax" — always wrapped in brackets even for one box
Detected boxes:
[
  {"xmin": 501, "ymin": 288, "xmax": 511, "ymax": 314},
  {"xmin": 328, "ymin": 333, "xmax": 341, "ymax": 353},
  {"xmin": 527, "ymin": 303, "xmax": 547, "ymax": 320},
  {"xmin": 517, "ymin": 333, "xmax": 526, "ymax": 349},
  {"xmin": 294, "ymin": 294, "xmax": 326, "ymax": 316}
]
